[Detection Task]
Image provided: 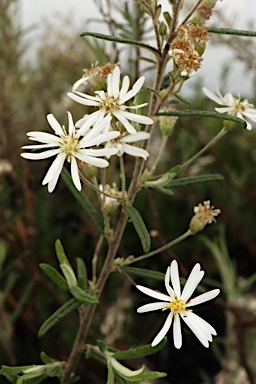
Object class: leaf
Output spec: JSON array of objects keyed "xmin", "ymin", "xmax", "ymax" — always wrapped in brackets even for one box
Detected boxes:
[
  {"xmin": 40, "ymin": 352, "xmax": 55, "ymax": 365},
  {"xmin": 126, "ymin": 370, "xmax": 167, "ymax": 381},
  {"xmin": 38, "ymin": 298, "xmax": 81, "ymax": 337},
  {"xmin": 10, "ymin": 282, "xmax": 34, "ymax": 323},
  {"xmin": 123, "ymin": 266, "xmax": 165, "ymax": 281},
  {"xmin": 97, "ymin": 339, "xmax": 107, "ymax": 353},
  {"xmin": 70, "ymin": 286, "xmax": 99, "ymax": 304},
  {"xmin": 55, "ymin": 239, "xmax": 70, "ymax": 266},
  {"xmin": 150, "ymin": 186, "xmax": 174, "ymax": 195},
  {"xmin": 112, "ymin": 338, "xmax": 167, "ymax": 360},
  {"xmin": 61, "ymin": 168, "xmax": 104, "ymax": 233},
  {"xmin": 166, "ymin": 174, "xmax": 224, "ymax": 188},
  {"xmin": 81, "ymin": 31, "xmax": 161, "ymax": 57},
  {"xmin": 207, "ymin": 27, "xmax": 256, "ymax": 37},
  {"xmin": 124, "ymin": 206, "xmax": 151, "ymax": 253},
  {"xmin": 107, "ymin": 362, "xmax": 115, "ymax": 384},
  {"xmin": 40, "ymin": 264, "xmax": 68, "ymax": 291},
  {"xmin": 157, "ymin": 110, "xmax": 247, "ymax": 129},
  {"xmin": 76, "ymin": 258, "xmax": 88, "ymax": 290},
  {"xmin": 174, "ymin": 93, "xmax": 191, "ymax": 105}
]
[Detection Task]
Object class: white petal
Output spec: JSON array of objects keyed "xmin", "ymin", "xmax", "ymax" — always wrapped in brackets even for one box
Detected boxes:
[
  {"xmin": 189, "ymin": 312, "xmax": 217, "ymax": 337},
  {"xmin": 111, "ymin": 66, "xmax": 121, "ymax": 98},
  {"xmin": 120, "ymin": 110, "xmax": 153, "ymax": 125},
  {"xmin": 170, "ymin": 260, "xmax": 181, "ymax": 298},
  {"xmin": 22, "ymin": 143, "xmax": 57, "ymax": 150},
  {"xmin": 26, "ymin": 131, "xmax": 61, "ymax": 144},
  {"xmin": 70, "ymin": 156, "xmax": 81, "ymax": 191},
  {"xmin": 120, "ymin": 132, "xmax": 150, "ymax": 143},
  {"xmin": 186, "ymin": 289, "xmax": 220, "ymax": 307},
  {"xmin": 42, "ymin": 153, "xmax": 66, "ymax": 186},
  {"xmin": 112, "ymin": 111, "xmax": 137, "ymax": 134},
  {"xmin": 47, "ymin": 114, "xmax": 64, "ymax": 136},
  {"xmin": 136, "ymin": 285, "xmax": 171, "ymax": 302},
  {"xmin": 127, "ymin": 103, "xmax": 148, "ymax": 109},
  {"xmin": 215, "ymin": 106, "xmax": 234, "ymax": 113},
  {"xmin": 237, "ymin": 112, "xmax": 251, "ymax": 130},
  {"xmin": 67, "ymin": 92, "xmax": 99, "ymax": 106},
  {"xmin": 120, "ymin": 76, "xmax": 145, "ymax": 104},
  {"xmin": 67, "ymin": 111, "xmax": 75, "ymax": 135},
  {"xmin": 202, "ymin": 87, "xmax": 225, "ymax": 105},
  {"xmin": 84, "ymin": 115, "xmax": 112, "ymax": 141},
  {"xmin": 81, "ymin": 131, "xmax": 120, "ymax": 148},
  {"xmin": 76, "ymin": 111, "xmax": 105, "ymax": 136},
  {"xmin": 173, "ymin": 314, "xmax": 182, "ymax": 349},
  {"xmin": 119, "ymin": 75, "xmax": 130, "ymax": 99},
  {"xmin": 180, "ymin": 312, "xmax": 210, "ymax": 347},
  {"xmin": 137, "ymin": 302, "xmax": 168, "ymax": 313},
  {"xmin": 151, "ymin": 312, "xmax": 173, "ymax": 347},
  {"xmin": 80, "ymin": 148, "xmax": 118, "ymax": 157},
  {"xmin": 75, "ymin": 152, "xmax": 109, "ymax": 168},
  {"xmin": 165, "ymin": 266, "xmax": 174, "ymax": 299},
  {"xmin": 72, "ymin": 76, "xmax": 89, "ymax": 92},
  {"xmin": 181, "ymin": 263, "xmax": 204, "ymax": 302},
  {"xmin": 21, "ymin": 148, "xmax": 60, "ymax": 160},
  {"xmin": 122, "ymin": 144, "xmax": 149, "ymax": 159}
]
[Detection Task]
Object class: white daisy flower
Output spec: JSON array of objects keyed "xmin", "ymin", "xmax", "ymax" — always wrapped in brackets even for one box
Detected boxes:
[
  {"xmin": 106, "ymin": 131, "xmax": 150, "ymax": 160},
  {"xmin": 21, "ymin": 112, "xmax": 120, "ymax": 193},
  {"xmin": 137, "ymin": 260, "xmax": 220, "ymax": 349},
  {"xmin": 203, "ymin": 87, "xmax": 256, "ymax": 130},
  {"xmin": 67, "ymin": 66, "xmax": 154, "ymax": 134}
]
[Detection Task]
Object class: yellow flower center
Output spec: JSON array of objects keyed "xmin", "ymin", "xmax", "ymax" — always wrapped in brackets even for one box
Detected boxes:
[
  {"xmin": 166, "ymin": 298, "xmax": 186, "ymax": 313},
  {"xmin": 100, "ymin": 94, "xmax": 121, "ymax": 112},
  {"xmin": 60, "ymin": 135, "xmax": 79, "ymax": 161}
]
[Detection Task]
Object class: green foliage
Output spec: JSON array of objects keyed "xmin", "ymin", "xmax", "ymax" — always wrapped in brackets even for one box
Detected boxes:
[{"xmin": 123, "ymin": 206, "xmax": 151, "ymax": 253}]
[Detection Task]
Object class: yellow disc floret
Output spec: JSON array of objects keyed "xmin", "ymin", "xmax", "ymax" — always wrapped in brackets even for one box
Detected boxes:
[
  {"xmin": 60, "ymin": 135, "xmax": 80, "ymax": 161},
  {"xmin": 166, "ymin": 298, "xmax": 186, "ymax": 313}
]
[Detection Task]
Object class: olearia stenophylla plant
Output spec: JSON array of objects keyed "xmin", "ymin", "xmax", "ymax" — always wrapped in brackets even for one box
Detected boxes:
[{"xmin": 2, "ymin": 0, "xmax": 256, "ymax": 383}]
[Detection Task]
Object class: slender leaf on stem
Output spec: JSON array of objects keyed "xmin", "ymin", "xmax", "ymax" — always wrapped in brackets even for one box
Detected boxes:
[
  {"xmin": 157, "ymin": 110, "xmax": 247, "ymax": 129},
  {"xmin": 123, "ymin": 266, "xmax": 165, "ymax": 281},
  {"xmin": 70, "ymin": 286, "xmax": 99, "ymax": 304},
  {"xmin": 61, "ymin": 168, "xmax": 104, "ymax": 233},
  {"xmin": 112, "ymin": 338, "xmax": 167, "ymax": 360},
  {"xmin": 208, "ymin": 27, "xmax": 256, "ymax": 37},
  {"xmin": 123, "ymin": 206, "xmax": 151, "ymax": 253},
  {"xmin": 81, "ymin": 31, "xmax": 161, "ymax": 57},
  {"xmin": 107, "ymin": 362, "xmax": 115, "ymax": 384},
  {"xmin": 76, "ymin": 257, "xmax": 88, "ymax": 290},
  {"xmin": 125, "ymin": 371, "xmax": 167, "ymax": 382},
  {"xmin": 55, "ymin": 239, "xmax": 70, "ymax": 266},
  {"xmin": 40, "ymin": 263, "xmax": 68, "ymax": 291},
  {"xmin": 38, "ymin": 298, "xmax": 81, "ymax": 337},
  {"xmin": 166, "ymin": 174, "xmax": 224, "ymax": 188}
]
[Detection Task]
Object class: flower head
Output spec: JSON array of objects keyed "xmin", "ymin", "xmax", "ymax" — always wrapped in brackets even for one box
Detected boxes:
[
  {"xmin": 21, "ymin": 112, "xmax": 119, "ymax": 192},
  {"xmin": 137, "ymin": 260, "xmax": 220, "ymax": 349},
  {"xmin": 68, "ymin": 66, "xmax": 154, "ymax": 134},
  {"xmin": 189, "ymin": 200, "xmax": 220, "ymax": 234},
  {"xmin": 203, "ymin": 87, "xmax": 256, "ymax": 130},
  {"xmin": 106, "ymin": 131, "xmax": 150, "ymax": 159}
]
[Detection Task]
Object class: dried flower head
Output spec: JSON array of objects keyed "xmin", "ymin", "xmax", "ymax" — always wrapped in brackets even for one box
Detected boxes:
[
  {"xmin": 84, "ymin": 62, "xmax": 119, "ymax": 79},
  {"xmin": 189, "ymin": 200, "xmax": 221, "ymax": 234},
  {"xmin": 170, "ymin": 39, "xmax": 202, "ymax": 77},
  {"xmin": 176, "ymin": 25, "xmax": 208, "ymax": 47},
  {"xmin": 197, "ymin": 4, "xmax": 213, "ymax": 21}
]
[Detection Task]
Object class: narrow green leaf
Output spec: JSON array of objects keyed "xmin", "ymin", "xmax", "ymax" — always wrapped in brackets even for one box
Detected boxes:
[
  {"xmin": 55, "ymin": 239, "xmax": 70, "ymax": 266},
  {"xmin": 1, "ymin": 366, "xmax": 34, "ymax": 375},
  {"xmin": 97, "ymin": 339, "xmax": 107, "ymax": 353},
  {"xmin": 166, "ymin": 174, "xmax": 224, "ymax": 188},
  {"xmin": 112, "ymin": 338, "xmax": 167, "ymax": 360},
  {"xmin": 123, "ymin": 266, "xmax": 165, "ymax": 281},
  {"xmin": 38, "ymin": 298, "xmax": 81, "ymax": 337},
  {"xmin": 138, "ymin": 56, "xmax": 157, "ymax": 65},
  {"xmin": 147, "ymin": 87, "xmax": 161, "ymax": 98},
  {"xmin": 61, "ymin": 168, "xmax": 103, "ymax": 233},
  {"xmin": 115, "ymin": 374, "xmax": 130, "ymax": 384},
  {"xmin": 126, "ymin": 371, "xmax": 167, "ymax": 381},
  {"xmin": 81, "ymin": 31, "xmax": 161, "ymax": 56},
  {"xmin": 174, "ymin": 93, "xmax": 191, "ymax": 105},
  {"xmin": 40, "ymin": 264, "xmax": 68, "ymax": 291},
  {"xmin": 70, "ymin": 286, "xmax": 99, "ymax": 304},
  {"xmin": 107, "ymin": 362, "xmax": 115, "ymax": 384},
  {"xmin": 124, "ymin": 206, "xmax": 151, "ymax": 253},
  {"xmin": 207, "ymin": 27, "xmax": 256, "ymax": 37},
  {"xmin": 76, "ymin": 258, "xmax": 88, "ymax": 290},
  {"xmin": 157, "ymin": 110, "xmax": 247, "ymax": 129},
  {"xmin": 40, "ymin": 352, "xmax": 55, "ymax": 365},
  {"xmin": 150, "ymin": 185, "xmax": 174, "ymax": 195}
]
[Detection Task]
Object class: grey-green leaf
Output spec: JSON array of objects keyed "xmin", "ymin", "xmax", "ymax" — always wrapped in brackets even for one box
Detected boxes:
[
  {"xmin": 70, "ymin": 286, "xmax": 99, "ymax": 304},
  {"xmin": 166, "ymin": 174, "xmax": 224, "ymax": 188},
  {"xmin": 40, "ymin": 264, "xmax": 68, "ymax": 291},
  {"xmin": 81, "ymin": 31, "xmax": 161, "ymax": 57},
  {"xmin": 112, "ymin": 338, "xmax": 167, "ymax": 360},
  {"xmin": 124, "ymin": 266, "xmax": 165, "ymax": 281},
  {"xmin": 38, "ymin": 298, "xmax": 81, "ymax": 337},
  {"xmin": 76, "ymin": 257, "xmax": 88, "ymax": 290},
  {"xmin": 126, "ymin": 371, "xmax": 167, "ymax": 381},
  {"xmin": 61, "ymin": 168, "xmax": 104, "ymax": 233},
  {"xmin": 107, "ymin": 362, "xmax": 115, "ymax": 384},
  {"xmin": 124, "ymin": 206, "xmax": 151, "ymax": 253}
]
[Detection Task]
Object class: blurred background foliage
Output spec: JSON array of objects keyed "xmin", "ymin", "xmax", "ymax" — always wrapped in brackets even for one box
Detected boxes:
[{"xmin": 1, "ymin": 0, "xmax": 256, "ymax": 383}]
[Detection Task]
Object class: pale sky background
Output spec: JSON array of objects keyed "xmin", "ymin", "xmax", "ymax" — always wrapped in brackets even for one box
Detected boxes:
[{"xmin": 19, "ymin": 0, "xmax": 256, "ymax": 97}]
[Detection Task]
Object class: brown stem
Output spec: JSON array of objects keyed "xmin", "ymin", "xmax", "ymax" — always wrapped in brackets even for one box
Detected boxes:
[{"xmin": 179, "ymin": 0, "xmax": 204, "ymax": 27}]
